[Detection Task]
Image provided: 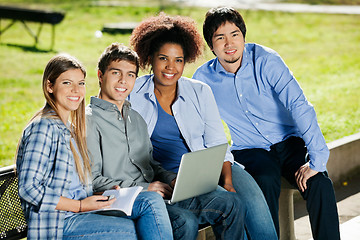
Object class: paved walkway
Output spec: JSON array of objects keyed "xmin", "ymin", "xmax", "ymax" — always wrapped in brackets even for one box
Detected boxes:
[
  {"xmin": 293, "ymin": 173, "xmax": 360, "ymax": 239},
  {"xmin": 295, "ymin": 193, "xmax": 360, "ymax": 240},
  {"xmin": 180, "ymin": 0, "xmax": 360, "ymax": 14}
]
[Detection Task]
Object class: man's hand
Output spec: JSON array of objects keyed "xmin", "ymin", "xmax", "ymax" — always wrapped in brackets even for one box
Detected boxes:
[
  {"xmin": 148, "ymin": 181, "xmax": 173, "ymax": 199},
  {"xmin": 111, "ymin": 185, "xmax": 121, "ymax": 190},
  {"xmin": 295, "ymin": 162, "xmax": 318, "ymax": 192},
  {"xmin": 170, "ymin": 178, "xmax": 176, "ymax": 188}
]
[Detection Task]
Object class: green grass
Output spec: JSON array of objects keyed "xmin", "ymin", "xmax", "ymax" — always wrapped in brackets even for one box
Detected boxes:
[
  {"xmin": 281, "ymin": 0, "xmax": 360, "ymax": 4},
  {"xmin": 0, "ymin": 1, "xmax": 359, "ymax": 166}
]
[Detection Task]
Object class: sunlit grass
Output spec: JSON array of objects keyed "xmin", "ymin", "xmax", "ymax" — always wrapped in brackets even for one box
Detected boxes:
[
  {"xmin": 281, "ymin": 0, "xmax": 360, "ymax": 5},
  {"xmin": 0, "ymin": 1, "xmax": 359, "ymax": 166}
]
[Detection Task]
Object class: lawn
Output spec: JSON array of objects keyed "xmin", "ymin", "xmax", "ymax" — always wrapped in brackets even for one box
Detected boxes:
[
  {"xmin": 0, "ymin": 0, "xmax": 359, "ymax": 166},
  {"xmin": 281, "ymin": 0, "xmax": 360, "ymax": 4}
]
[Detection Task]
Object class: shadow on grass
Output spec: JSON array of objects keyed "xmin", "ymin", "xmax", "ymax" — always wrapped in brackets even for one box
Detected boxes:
[{"xmin": 0, "ymin": 42, "xmax": 57, "ymax": 53}]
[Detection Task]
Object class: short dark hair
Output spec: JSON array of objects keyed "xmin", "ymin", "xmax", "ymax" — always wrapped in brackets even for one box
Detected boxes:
[
  {"xmin": 98, "ymin": 42, "xmax": 139, "ymax": 76},
  {"xmin": 203, "ymin": 7, "xmax": 246, "ymax": 50},
  {"xmin": 130, "ymin": 12, "xmax": 203, "ymax": 70}
]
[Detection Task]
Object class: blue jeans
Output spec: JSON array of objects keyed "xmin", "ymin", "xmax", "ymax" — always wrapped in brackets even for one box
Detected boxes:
[
  {"xmin": 63, "ymin": 191, "xmax": 172, "ymax": 240},
  {"xmin": 231, "ymin": 164, "xmax": 278, "ymax": 240},
  {"xmin": 166, "ymin": 190, "xmax": 245, "ymax": 240}
]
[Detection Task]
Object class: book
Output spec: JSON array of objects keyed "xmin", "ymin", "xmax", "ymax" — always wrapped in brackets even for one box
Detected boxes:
[{"xmin": 90, "ymin": 186, "xmax": 143, "ymax": 217}]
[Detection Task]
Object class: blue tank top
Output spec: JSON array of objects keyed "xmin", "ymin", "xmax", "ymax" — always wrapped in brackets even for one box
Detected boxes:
[{"xmin": 151, "ymin": 99, "xmax": 190, "ymax": 173}]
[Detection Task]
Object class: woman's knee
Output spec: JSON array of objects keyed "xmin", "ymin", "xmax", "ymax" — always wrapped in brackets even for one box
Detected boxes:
[
  {"xmin": 170, "ymin": 210, "xmax": 199, "ymax": 239},
  {"xmin": 211, "ymin": 192, "xmax": 246, "ymax": 220},
  {"xmin": 64, "ymin": 214, "xmax": 137, "ymax": 239}
]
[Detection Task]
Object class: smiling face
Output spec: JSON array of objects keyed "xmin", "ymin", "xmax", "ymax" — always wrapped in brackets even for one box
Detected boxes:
[
  {"xmin": 152, "ymin": 43, "xmax": 185, "ymax": 89},
  {"xmin": 98, "ymin": 60, "xmax": 137, "ymax": 110},
  {"xmin": 47, "ymin": 68, "xmax": 86, "ymax": 123},
  {"xmin": 211, "ymin": 21, "xmax": 245, "ymax": 73}
]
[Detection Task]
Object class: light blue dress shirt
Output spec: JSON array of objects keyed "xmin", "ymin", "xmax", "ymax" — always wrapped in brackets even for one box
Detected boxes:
[
  {"xmin": 193, "ymin": 43, "xmax": 329, "ymax": 172},
  {"xmin": 128, "ymin": 74, "xmax": 234, "ymax": 164},
  {"xmin": 64, "ymin": 138, "xmax": 88, "ymax": 218}
]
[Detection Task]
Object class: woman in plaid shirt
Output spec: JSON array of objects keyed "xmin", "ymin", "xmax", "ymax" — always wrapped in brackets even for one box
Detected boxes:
[{"xmin": 15, "ymin": 54, "xmax": 171, "ymax": 239}]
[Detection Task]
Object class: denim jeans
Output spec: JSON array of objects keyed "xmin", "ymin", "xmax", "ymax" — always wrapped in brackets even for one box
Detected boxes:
[
  {"xmin": 63, "ymin": 191, "xmax": 173, "ymax": 240},
  {"xmin": 166, "ymin": 190, "xmax": 245, "ymax": 240},
  {"xmin": 231, "ymin": 164, "xmax": 278, "ymax": 240}
]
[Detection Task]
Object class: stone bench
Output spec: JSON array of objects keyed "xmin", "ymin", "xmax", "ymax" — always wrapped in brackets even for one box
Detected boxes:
[
  {"xmin": 279, "ymin": 132, "xmax": 360, "ymax": 240},
  {"xmin": 195, "ymin": 179, "xmax": 297, "ymax": 240},
  {"xmin": 2, "ymin": 133, "xmax": 359, "ymax": 239},
  {"xmin": 198, "ymin": 133, "xmax": 360, "ymax": 240}
]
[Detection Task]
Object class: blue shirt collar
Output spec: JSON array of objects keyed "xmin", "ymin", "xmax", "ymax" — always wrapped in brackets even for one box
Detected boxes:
[
  {"xmin": 214, "ymin": 44, "xmax": 250, "ymax": 75},
  {"xmin": 136, "ymin": 74, "xmax": 186, "ymax": 102},
  {"xmin": 135, "ymin": 74, "xmax": 155, "ymax": 101}
]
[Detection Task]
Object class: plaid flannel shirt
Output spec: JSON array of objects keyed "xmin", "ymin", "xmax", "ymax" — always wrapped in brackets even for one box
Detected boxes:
[{"xmin": 16, "ymin": 116, "xmax": 73, "ymax": 239}]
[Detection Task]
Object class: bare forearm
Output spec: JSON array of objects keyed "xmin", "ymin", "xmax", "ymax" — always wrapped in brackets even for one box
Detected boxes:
[
  {"xmin": 220, "ymin": 162, "xmax": 236, "ymax": 192},
  {"xmin": 55, "ymin": 195, "xmax": 115, "ymax": 213},
  {"xmin": 55, "ymin": 196, "xmax": 81, "ymax": 212},
  {"xmin": 221, "ymin": 161, "xmax": 232, "ymax": 184}
]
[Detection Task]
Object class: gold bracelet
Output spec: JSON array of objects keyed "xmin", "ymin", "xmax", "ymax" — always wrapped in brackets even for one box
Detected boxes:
[{"xmin": 79, "ymin": 200, "xmax": 82, "ymax": 213}]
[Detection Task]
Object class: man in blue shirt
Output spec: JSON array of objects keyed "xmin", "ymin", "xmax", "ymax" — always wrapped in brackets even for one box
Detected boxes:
[{"xmin": 193, "ymin": 7, "xmax": 340, "ymax": 240}]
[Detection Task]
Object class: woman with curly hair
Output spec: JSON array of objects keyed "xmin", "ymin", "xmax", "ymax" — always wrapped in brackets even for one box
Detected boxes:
[
  {"xmin": 128, "ymin": 13, "xmax": 245, "ymax": 240},
  {"xmin": 129, "ymin": 12, "xmax": 278, "ymax": 240}
]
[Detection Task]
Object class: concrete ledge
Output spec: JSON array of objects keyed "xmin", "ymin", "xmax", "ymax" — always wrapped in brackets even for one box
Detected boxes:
[
  {"xmin": 327, "ymin": 132, "xmax": 360, "ymax": 183},
  {"xmin": 279, "ymin": 132, "xmax": 360, "ymax": 240},
  {"xmin": 198, "ymin": 133, "xmax": 360, "ymax": 240},
  {"xmin": 279, "ymin": 180, "xmax": 297, "ymax": 240},
  {"xmin": 5, "ymin": 132, "xmax": 358, "ymax": 240},
  {"xmin": 197, "ymin": 226, "xmax": 214, "ymax": 240}
]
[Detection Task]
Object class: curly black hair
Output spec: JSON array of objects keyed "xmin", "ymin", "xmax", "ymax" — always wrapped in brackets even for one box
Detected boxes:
[{"xmin": 130, "ymin": 12, "xmax": 203, "ymax": 70}]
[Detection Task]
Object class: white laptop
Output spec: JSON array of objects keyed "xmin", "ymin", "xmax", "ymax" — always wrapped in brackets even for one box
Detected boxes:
[{"xmin": 165, "ymin": 143, "xmax": 228, "ymax": 204}]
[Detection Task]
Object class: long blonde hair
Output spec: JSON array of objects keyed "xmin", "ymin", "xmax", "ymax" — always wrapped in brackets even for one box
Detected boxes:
[{"xmin": 21, "ymin": 54, "xmax": 91, "ymax": 184}]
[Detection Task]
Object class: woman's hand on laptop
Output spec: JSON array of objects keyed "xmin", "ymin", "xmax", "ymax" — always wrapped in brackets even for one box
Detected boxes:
[{"xmin": 149, "ymin": 181, "xmax": 173, "ymax": 198}]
